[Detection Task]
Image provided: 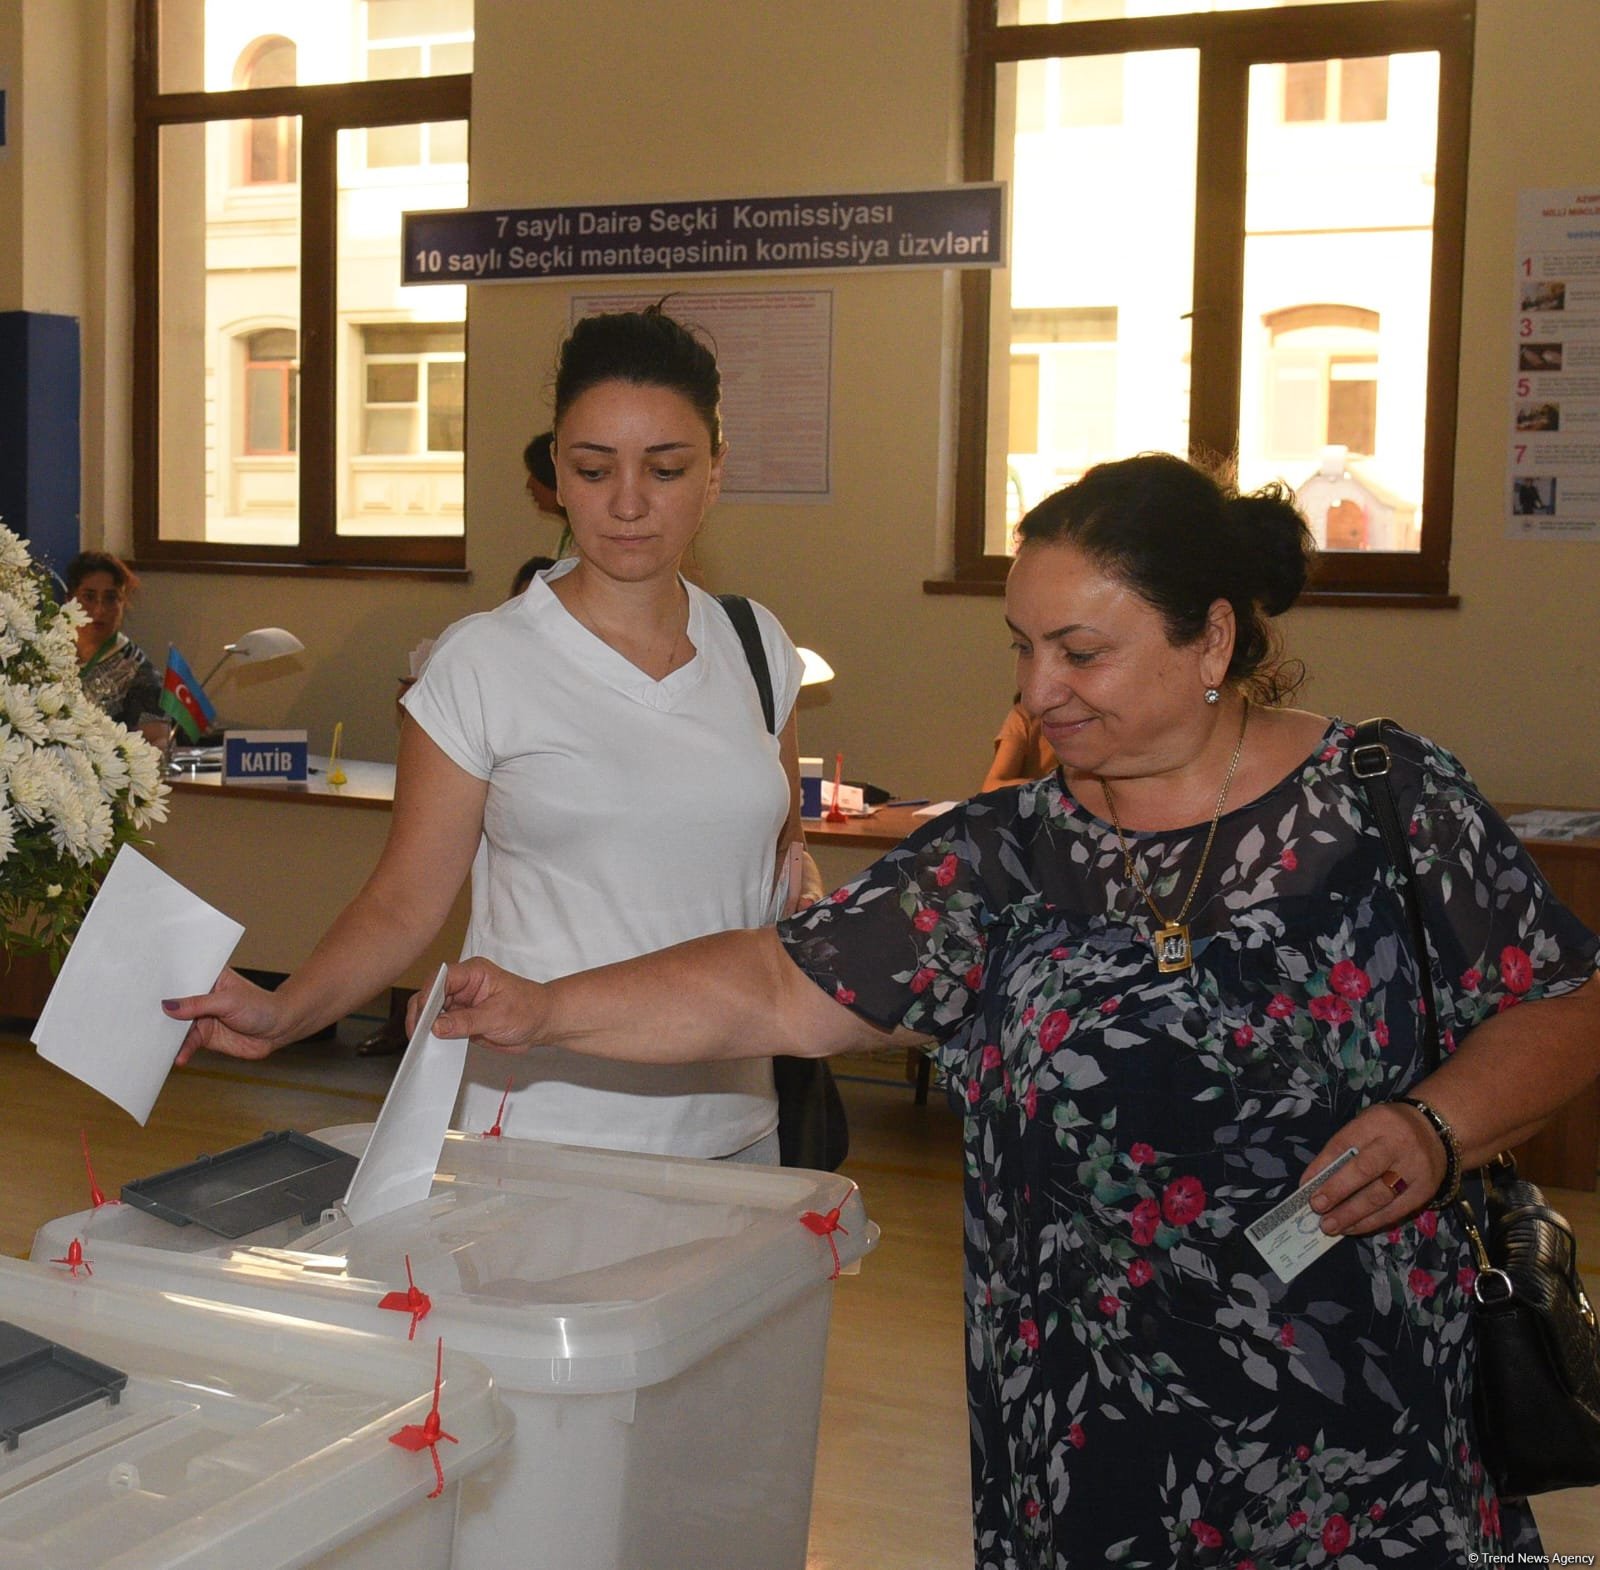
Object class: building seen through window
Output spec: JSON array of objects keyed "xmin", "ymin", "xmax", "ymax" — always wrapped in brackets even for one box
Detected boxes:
[
  {"xmin": 135, "ymin": 0, "xmax": 472, "ymax": 567},
  {"xmin": 958, "ymin": 0, "xmax": 1472, "ymax": 599}
]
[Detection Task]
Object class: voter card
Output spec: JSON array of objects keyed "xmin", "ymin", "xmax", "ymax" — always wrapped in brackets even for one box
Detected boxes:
[{"xmin": 1245, "ymin": 1147, "xmax": 1359, "ymax": 1284}]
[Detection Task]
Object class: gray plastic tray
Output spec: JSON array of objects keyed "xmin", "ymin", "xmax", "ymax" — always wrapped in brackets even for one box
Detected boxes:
[
  {"xmin": 120, "ymin": 1131, "xmax": 359, "ymax": 1238},
  {"xmin": 0, "ymin": 1321, "xmax": 127, "ymax": 1450}
]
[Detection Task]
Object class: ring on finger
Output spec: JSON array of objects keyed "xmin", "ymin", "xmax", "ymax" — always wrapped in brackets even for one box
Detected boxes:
[{"xmin": 1378, "ymin": 1168, "xmax": 1407, "ymax": 1199}]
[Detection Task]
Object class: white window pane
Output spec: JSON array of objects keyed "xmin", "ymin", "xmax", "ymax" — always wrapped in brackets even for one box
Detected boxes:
[
  {"xmin": 367, "ymin": 123, "xmax": 423, "ymax": 167},
  {"xmin": 337, "ymin": 126, "xmax": 467, "ymax": 538},
  {"xmin": 989, "ymin": 50, "xmax": 1197, "ymax": 553},
  {"xmin": 364, "ymin": 408, "xmax": 416, "ymax": 454},
  {"xmin": 158, "ymin": 120, "xmax": 302, "ymax": 546},
  {"xmin": 427, "ymin": 361, "xmax": 465, "ymax": 451},
  {"xmin": 158, "ymin": 0, "xmax": 474, "ymax": 92},
  {"xmin": 1240, "ymin": 53, "xmax": 1439, "ymax": 549}
]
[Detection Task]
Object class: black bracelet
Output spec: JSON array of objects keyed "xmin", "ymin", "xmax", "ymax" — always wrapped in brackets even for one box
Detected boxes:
[{"xmin": 1394, "ymin": 1095, "xmax": 1462, "ymax": 1207}]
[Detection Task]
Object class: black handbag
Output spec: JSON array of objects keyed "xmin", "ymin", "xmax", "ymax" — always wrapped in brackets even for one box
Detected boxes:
[
  {"xmin": 718, "ymin": 594, "xmax": 849, "ymax": 1172},
  {"xmin": 1351, "ymin": 716, "xmax": 1600, "ymax": 1499}
]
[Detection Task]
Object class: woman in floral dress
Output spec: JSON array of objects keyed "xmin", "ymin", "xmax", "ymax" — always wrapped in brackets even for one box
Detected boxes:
[{"xmin": 188, "ymin": 455, "xmax": 1600, "ymax": 1568}]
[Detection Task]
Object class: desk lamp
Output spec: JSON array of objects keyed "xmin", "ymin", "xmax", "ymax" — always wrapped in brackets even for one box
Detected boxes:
[
  {"xmin": 199, "ymin": 626, "xmax": 305, "ymax": 690},
  {"xmin": 797, "ymin": 647, "xmax": 834, "ymax": 687}
]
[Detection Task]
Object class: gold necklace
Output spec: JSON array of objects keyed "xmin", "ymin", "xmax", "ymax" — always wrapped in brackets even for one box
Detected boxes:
[{"xmin": 1101, "ymin": 697, "xmax": 1250, "ymax": 974}]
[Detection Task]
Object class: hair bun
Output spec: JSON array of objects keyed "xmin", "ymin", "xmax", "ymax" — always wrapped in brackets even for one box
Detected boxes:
[{"xmin": 1226, "ymin": 483, "xmax": 1315, "ymax": 617}]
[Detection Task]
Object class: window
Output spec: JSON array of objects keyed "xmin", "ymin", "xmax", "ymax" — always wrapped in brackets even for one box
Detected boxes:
[
  {"xmin": 1262, "ymin": 304, "xmax": 1379, "ymax": 462},
  {"xmin": 133, "ymin": 0, "xmax": 472, "ymax": 570},
  {"xmin": 242, "ymin": 329, "xmax": 298, "ymax": 455},
  {"xmin": 950, "ymin": 0, "xmax": 1473, "ymax": 602},
  {"xmin": 1283, "ymin": 56, "xmax": 1390, "ymax": 123},
  {"xmin": 360, "ymin": 324, "xmax": 465, "ymax": 454},
  {"xmin": 236, "ymin": 38, "xmax": 298, "ymax": 185},
  {"xmin": 365, "ymin": 0, "xmax": 473, "ymax": 168}
]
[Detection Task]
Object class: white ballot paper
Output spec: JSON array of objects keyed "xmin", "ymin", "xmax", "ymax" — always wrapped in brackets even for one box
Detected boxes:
[
  {"xmin": 32, "ymin": 845, "xmax": 244, "ymax": 1125},
  {"xmin": 1245, "ymin": 1146, "xmax": 1359, "ymax": 1284},
  {"xmin": 341, "ymin": 964, "xmax": 465, "ymax": 1227}
]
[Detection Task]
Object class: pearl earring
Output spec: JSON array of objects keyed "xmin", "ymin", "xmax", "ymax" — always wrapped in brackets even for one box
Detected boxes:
[{"xmin": 1204, "ymin": 687, "xmax": 1220, "ymax": 705}]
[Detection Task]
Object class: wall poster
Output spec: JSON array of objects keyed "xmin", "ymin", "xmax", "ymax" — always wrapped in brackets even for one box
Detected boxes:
[
  {"xmin": 1509, "ymin": 186, "xmax": 1600, "ymax": 541},
  {"xmin": 571, "ymin": 290, "xmax": 833, "ymax": 504}
]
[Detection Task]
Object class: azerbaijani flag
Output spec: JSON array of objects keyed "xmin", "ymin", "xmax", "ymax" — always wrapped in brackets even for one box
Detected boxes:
[{"xmin": 160, "ymin": 646, "xmax": 217, "ymax": 742}]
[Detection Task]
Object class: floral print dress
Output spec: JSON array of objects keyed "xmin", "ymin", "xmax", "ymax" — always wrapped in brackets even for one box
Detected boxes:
[{"xmin": 779, "ymin": 721, "xmax": 1598, "ymax": 1570}]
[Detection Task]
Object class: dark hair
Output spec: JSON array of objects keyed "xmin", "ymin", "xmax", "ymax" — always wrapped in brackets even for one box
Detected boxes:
[
  {"xmin": 552, "ymin": 304, "xmax": 721, "ymax": 447},
  {"xmin": 522, "ymin": 431, "xmax": 556, "ymax": 490},
  {"xmin": 509, "ymin": 555, "xmax": 556, "ymax": 597},
  {"xmin": 65, "ymin": 550, "xmax": 139, "ymax": 598},
  {"xmin": 1016, "ymin": 452, "xmax": 1315, "ymax": 703}
]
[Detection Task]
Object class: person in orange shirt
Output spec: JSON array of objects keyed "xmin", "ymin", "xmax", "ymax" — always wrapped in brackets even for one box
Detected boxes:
[{"xmin": 980, "ymin": 697, "xmax": 1057, "ymax": 791}]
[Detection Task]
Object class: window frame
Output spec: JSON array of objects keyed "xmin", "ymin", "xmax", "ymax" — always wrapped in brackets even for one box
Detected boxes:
[
  {"xmin": 945, "ymin": 0, "xmax": 1474, "ymax": 605},
  {"xmin": 358, "ymin": 322, "xmax": 467, "ymax": 457},
  {"xmin": 132, "ymin": 0, "xmax": 472, "ymax": 572}
]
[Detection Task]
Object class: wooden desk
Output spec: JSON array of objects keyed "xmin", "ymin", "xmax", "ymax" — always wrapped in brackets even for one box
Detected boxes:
[
  {"xmin": 804, "ymin": 803, "xmax": 943, "ymax": 852},
  {"xmin": 151, "ymin": 757, "xmax": 470, "ymax": 995},
  {"xmin": 1497, "ymin": 806, "xmax": 1600, "ymax": 1190}
]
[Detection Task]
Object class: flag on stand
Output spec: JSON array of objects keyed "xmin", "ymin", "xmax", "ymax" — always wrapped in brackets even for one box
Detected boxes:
[{"xmin": 160, "ymin": 647, "xmax": 217, "ymax": 742}]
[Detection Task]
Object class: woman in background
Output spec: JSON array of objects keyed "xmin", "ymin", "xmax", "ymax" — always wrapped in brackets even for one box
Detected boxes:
[
  {"xmin": 66, "ymin": 551, "xmax": 162, "ymax": 731},
  {"xmin": 170, "ymin": 306, "xmax": 819, "ymax": 1161}
]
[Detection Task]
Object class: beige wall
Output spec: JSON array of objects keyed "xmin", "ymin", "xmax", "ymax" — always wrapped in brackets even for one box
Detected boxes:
[
  {"xmin": 0, "ymin": 1, "xmax": 20, "ymax": 311},
  {"xmin": 11, "ymin": 0, "xmax": 1599, "ymax": 810}
]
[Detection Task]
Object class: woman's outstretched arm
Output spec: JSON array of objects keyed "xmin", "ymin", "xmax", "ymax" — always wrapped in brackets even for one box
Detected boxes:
[
  {"xmin": 166, "ymin": 720, "xmax": 487, "ymax": 1062},
  {"xmin": 424, "ymin": 928, "xmax": 910, "ymax": 1063}
]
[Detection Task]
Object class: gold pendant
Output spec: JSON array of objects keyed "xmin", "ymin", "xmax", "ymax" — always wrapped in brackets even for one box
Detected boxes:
[{"xmin": 1153, "ymin": 922, "xmax": 1192, "ymax": 973}]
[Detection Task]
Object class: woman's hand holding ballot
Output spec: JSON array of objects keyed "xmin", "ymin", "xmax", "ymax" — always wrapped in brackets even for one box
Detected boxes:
[
  {"xmin": 165, "ymin": 968, "xmax": 293, "ymax": 1064},
  {"xmin": 411, "ymin": 958, "xmax": 550, "ymax": 1055}
]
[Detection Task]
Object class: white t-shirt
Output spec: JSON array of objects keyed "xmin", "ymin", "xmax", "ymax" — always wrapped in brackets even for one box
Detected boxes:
[{"xmin": 401, "ymin": 560, "xmax": 803, "ymax": 1156}]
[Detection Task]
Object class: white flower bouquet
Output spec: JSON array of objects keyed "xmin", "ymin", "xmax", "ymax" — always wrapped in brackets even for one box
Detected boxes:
[{"xmin": 0, "ymin": 523, "xmax": 169, "ymax": 965}]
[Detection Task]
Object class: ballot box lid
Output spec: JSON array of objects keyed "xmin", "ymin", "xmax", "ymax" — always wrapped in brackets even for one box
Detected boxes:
[
  {"xmin": 0, "ymin": 1254, "xmax": 511, "ymax": 1570},
  {"xmin": 32, "ymin": 1126, "xmax": 877, "ymax": 1396}
]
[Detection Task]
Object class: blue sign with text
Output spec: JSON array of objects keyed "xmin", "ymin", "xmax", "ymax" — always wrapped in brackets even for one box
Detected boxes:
[
  {"xmin": 223, "ymin": 731, "xmax": 309, "ymax": 785},
  {"xmin": 402, "ymin": 184, "xmax": 1004, "ymax": 286}
]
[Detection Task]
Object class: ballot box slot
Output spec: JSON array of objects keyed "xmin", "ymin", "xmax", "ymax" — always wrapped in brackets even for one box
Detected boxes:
[{"xmin": 120, "ymin": 1132, "xmax": 358, "ymax": 1238}]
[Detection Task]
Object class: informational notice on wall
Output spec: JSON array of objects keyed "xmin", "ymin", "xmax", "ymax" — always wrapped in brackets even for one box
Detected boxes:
[
  {"xmin": 1508, "ymin": 186, "xmax": 1600, "ymax": 541},
  {"xmin": 572, "ymin": 290, "xmax": 833, "ymax": 503},
  {"xmin": 402, "ymin": 185, "xmax": 1003, "ymax": 286}
]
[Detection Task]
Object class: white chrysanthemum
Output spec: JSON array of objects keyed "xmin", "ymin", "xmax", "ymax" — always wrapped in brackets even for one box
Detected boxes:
[
  {"xmin": 120, "ymin": 735, "xmax": 161, "ymax": 798},
  {"xmin": 34, "ymin": 682, "xmax": 69, "ymax": 718},
  {"xmin": 39, "ymin": 753, "xmax": 93, "ymax": 863},
  {"xmin": 37, "ymin": 622, "xmax": 80, "ymax": 681},
  {"xmin": 0, "ymin": 527, "xmax": 31, "ymax": 573},
  {"xmin": 6, "ymin": 746, "xmax": 53, "ymax": 822},
  {"xmin": 0, "ymin": 585, "xmax": 34, "ymax": 640},
  {"xmin": 46, "ymin": 711, "xmax": 87, "ymax": 748},
  {"xmin": 60, "ymin": 745, "xmax": 101, "ymax": 802},
  {"xmin": 82, "ymin": 795, "xmax": 115, "ymax": 859},
  {"xmin": 0, "ymin": 804, "xmax": 16, "ymax": 868},
  {"xmin": 0, "ymin": 683, "xmax": 48, "ymax": 744},
  {"xmin": 0, "ymin": 590, "xmax": 38, "ymax": 643}
]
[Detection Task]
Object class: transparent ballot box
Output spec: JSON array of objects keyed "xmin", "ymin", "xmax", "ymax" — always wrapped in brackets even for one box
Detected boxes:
[
  {"xmin": 32, "ymin": 1126, "xmax": 878, "ymax": 1570},
  {"xmin": 0, "ymin": 1254, "xmax": 510, "ymax": 1570}
]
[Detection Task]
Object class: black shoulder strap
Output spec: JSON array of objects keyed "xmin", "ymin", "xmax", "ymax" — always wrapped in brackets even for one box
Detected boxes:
[
  {"xmin": 1350, "ymin": 716, "xmax": 1442, "ymax": 1074},
  {"xmin": 716, "ymin": 593, "xmax": 776, "ymax": 736}
]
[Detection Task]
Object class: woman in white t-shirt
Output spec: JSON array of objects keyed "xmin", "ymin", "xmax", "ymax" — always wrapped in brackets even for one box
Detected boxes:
[{"xmin": 167, "ymin": 307, "xmax": 818, "ymax": 1159}]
